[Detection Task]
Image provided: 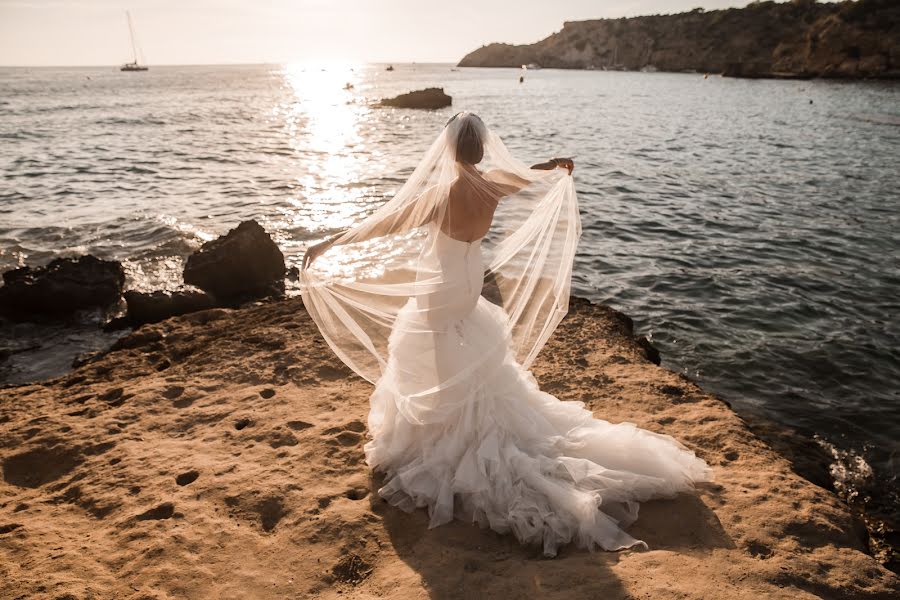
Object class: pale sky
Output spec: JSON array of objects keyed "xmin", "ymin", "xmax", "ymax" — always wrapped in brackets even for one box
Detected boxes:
[{"xmin": 1, "ymin": 0, "xmax": 775, "ymax": 66}]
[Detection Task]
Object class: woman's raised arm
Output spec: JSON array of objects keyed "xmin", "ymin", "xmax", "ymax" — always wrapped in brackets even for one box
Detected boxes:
[
  {"xmin": 302, "ymin": 184, "xmax": 442, "ymax": 269},
  {"xmin": 482, "ymin": 158, "xmax": 575, "ymax": 198}
]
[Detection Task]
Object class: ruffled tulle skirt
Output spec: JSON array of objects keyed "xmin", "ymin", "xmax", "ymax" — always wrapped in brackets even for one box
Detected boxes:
[{"xmin": 364, "ymin": 296, "xmax": 712, "ymax": 557}]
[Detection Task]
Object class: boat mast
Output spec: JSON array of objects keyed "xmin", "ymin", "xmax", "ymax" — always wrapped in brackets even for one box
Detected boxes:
[{"xmin": 126, "ymin": 11, "xmax": 138, "ymax": 64}]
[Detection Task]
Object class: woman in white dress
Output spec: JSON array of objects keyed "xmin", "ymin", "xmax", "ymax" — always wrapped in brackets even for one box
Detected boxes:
[{"xmin": 300, "ymin": 112, "xmax": 711, "ymax": 557}]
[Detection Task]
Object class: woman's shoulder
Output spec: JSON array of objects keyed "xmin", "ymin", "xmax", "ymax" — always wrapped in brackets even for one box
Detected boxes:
[{"xmin": 452, "ymin": 171, "xmax": 505, "ymax": 200}]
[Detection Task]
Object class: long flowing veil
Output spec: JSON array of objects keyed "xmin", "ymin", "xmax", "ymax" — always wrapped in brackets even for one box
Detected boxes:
[{"xmin": 299, "ymin": 113, "xmax": 581, "ymax": 383}]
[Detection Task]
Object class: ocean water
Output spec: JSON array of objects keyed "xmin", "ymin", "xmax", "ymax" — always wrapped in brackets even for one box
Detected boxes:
[{"xmin": 1, "ymin": 64, "xmax": 898, "ymax": 537}]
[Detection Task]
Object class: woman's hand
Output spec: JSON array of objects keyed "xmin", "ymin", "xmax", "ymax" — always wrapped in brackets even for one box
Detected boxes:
[
  {"xmin": 554, "ymin": 157, "xmax": 574, "ymax": 175},
  {"xmin": 529, "ymin": 157, "xmax": 574, "ymax": 175},
  {"xmin": 302, "ymin": 238, "xmax": 335, "ymax": 270}
]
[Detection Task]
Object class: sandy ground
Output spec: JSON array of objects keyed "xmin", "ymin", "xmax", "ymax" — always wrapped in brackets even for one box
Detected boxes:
[{"xmin": 0, "ymin": 297, "xmax": 897, "ymax": 599}]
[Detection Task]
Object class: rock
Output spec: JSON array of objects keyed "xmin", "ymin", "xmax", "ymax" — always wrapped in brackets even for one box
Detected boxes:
[
  {"xmin": 1, "ymin": 295, "xmax": 898, "ymax": 596},
  {"xmin": 102, "ymin": 315, "xmax": 131, "ymax": 332},
  {"xmin": 109, "ymin": 328, "xmax": 163, "ymax": 352},
  {"xmin": 457, "ymin": 0, "xmax": 900, "ymax": 80},
  {"xmin": 635, "ymin": 336, "xmax": 661, "ymax": 365},
  {"xmin": 0, "ymin": 255, "xmax": 125, "ymax": 319},
  {"xmin": 71, "ymin": 351, "xmax": 103, "ymax": 369},
  {"xmin": 183, "ymin": 220, "xmax": 286, "ymax": 303},
  {"xmin": 124, "ymin": 289, "xmax": 216, "ymax": 326},
  {"xmin": 379, "ymin": 87, "xmax": 452, "ymax": 109}
]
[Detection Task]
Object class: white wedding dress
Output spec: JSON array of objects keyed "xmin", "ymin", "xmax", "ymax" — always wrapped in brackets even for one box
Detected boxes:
[
  {"xmin": 363, "ymin": 226, "xmax": 712, "ymax": 557},
  {"xmin": 301, "ymin": 112, "xmax": 712, "ymax": 557}
]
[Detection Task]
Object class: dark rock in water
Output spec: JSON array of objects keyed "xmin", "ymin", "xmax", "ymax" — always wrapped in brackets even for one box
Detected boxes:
[
  {"xmin": 124, "ymin": 289, "xmax": 216, "ymax": 326},
  {"xmin": 379, "ymin": 87, "xmax": 452, "ymax": 109},
  {"xmin": 635, "ymin": 336, "xmax": 661, "ymax": 365},
  {"xmin": 102, "ymin": 315, "xmax": 131, "ymax": 332},
  {"xmin": 183, "ymin": 220, "xmax": 286, "ymax": 303},
  {"xmin": 0, "ymin": 255, "xmax": 125, "ymax": 319},
  {"xmin": 72, "ymin": 350, "xmax": 103, "ymax": 369}
]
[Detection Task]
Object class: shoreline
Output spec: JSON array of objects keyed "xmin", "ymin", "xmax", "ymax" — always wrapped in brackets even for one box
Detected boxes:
[
  {"xmin": 454, "ymin": 64, "xmax": 900, "ymax": 82},
  {"xmin": 457, "ymin": 0, "xmax": 900, "ymax": 81},
  {"xmin": 1, "ymin": 294, "xmax": 896, "ymax": 598}
]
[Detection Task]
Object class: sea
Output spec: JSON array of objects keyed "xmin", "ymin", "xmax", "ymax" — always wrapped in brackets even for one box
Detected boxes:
[{"xmin": 1, "ymin": 63, "xmax": 898, "ymax": 552}]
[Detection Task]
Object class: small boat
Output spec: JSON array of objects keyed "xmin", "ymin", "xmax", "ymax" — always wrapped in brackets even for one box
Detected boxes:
[
  {"xmin": 120, "ymin": 11, "xmax": 148, "ymax": 72},
  {"xmin": 386, "ymin": 65, "xmax": 394, "ymax": 71}
]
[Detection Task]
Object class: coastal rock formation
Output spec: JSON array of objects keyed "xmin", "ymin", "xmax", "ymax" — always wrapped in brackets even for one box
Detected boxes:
[
  {"xmin": 0, "ymin": 297, "xmax": 896, "ymax": 598},
  {"xmin": 0, "ymin": 255, "xmax": 125, "ymax": 319},
  {"xmin": 379, "ymin": 87, "xmax": 452, "ymax": 109},
  {"xmin": 458, "ymin": 0, "xmax": 900, "ymax": 79},
  {"xmin": 123, "ymin": 289, "xmax": 216, "ymax": 326},
  {"xmin": 183, "ymin": 220, "xmax": 286, "ymax": 303}
]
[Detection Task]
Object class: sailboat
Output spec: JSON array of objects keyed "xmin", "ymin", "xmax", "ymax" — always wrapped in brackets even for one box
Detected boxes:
[{"xmin": 120, "ymin": 11, "xmax": 148, "ymax": 72}]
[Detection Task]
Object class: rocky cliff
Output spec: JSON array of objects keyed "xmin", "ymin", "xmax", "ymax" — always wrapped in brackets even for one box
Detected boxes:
[
  {"xmin": 458, "ymin": 0, "xmax": 900, "ymax": 79},
  {"xmin": 1, "ymin": 297, "xmax": 897, "ymax": 598}
]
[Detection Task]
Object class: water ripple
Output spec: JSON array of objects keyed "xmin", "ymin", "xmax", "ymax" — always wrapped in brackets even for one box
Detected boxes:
[{"xmin": 0, "ymin": 64, "xmax": 898, "ymax": 526}]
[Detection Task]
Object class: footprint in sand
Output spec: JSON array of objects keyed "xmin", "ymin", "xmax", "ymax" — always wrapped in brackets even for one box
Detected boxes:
[
  {"xmin": 99, "ymin": 387, "xmax": 132, "ymax": 407},
  {"xmin": 323, "ymin": 420, "xmax": 366, "ymax": 447},
  {"xmin": 176, "ymin": 470, "xmax": 199, "ymax": 486},
  {"xmin": 3, "ymin": 444, "xmax": 83, "ymax": 489},
  {"xmin": 659, "ymin": 385, "xmax": 700, "ymax": 404},
  {"xmin": 162, "ymin": 385, "xmax": 184, "ymax": 400},
  {"xmin": 163, "ymin": 385, "xmax": 196, "ymax": 408},
  {"xmin": 745, "ymin": 541, "xmax": 774, "ymax": 559},
  {"xmin": 224, "ymin": 494, "xmax": 286, "ymax": 533},
  {"xmin": 266, "ymin": 430, "xmax": 298, "ymax": 449},
  {"xmin": 316, "ymin": 363, "xmax": 351, "ymax": 381},
  {"xmin": 99, "ymin": 387, "xmax": 124, "ymax": 402},
  {"xmin": 0, "ymin": 524, "xmax": 23, "ymax": 534},
  {"xmin": 134, "ymin": 502, "xmax": 175, "ymax": 521},
  {"xmin": 344, "ymin": 488, "xmax": 369, "ymax": 501}
]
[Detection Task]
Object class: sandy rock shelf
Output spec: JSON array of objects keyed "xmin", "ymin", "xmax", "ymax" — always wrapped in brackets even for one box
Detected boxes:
[{"xmin": 0, "ymin": 297, "xmax": 896, "ymax": 599}]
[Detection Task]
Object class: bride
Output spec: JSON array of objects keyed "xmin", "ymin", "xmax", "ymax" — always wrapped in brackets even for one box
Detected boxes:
[{"xmin": 300, "ymin": 112, "xmax": 711, "ymax": 557}]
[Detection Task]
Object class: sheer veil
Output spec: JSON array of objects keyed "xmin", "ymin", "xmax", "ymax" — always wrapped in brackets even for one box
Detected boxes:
[{"xmin": 299, "ymin": 112, "xmax": 581, "ymax": 383}]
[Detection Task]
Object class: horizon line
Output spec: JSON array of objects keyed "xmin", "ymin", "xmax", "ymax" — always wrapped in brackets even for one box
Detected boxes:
[{"xmin": 0, "ymin": 61, "xmax": 464, "ymax": 69}]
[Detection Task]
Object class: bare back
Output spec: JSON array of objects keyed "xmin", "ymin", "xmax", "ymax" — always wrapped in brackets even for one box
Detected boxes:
[{"xmin": 439, "ymin": 169, "xmax": 522, "ymax": 242}]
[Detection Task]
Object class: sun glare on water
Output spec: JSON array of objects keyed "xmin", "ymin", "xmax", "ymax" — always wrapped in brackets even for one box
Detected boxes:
[{"xmin": 275, "ymin": 61, "xmax": 392, "ymax": 281}]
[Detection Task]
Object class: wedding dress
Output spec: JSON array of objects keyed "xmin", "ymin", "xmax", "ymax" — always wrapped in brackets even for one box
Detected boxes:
[{"xmin": 300, "ymin": 113, "xmax": 711, "ymax": 556}]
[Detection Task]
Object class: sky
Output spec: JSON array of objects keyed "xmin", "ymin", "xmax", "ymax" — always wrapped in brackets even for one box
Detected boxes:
[{"xmin": 1, "ymin": 0, "xmax": 775, "ymax": 66}]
